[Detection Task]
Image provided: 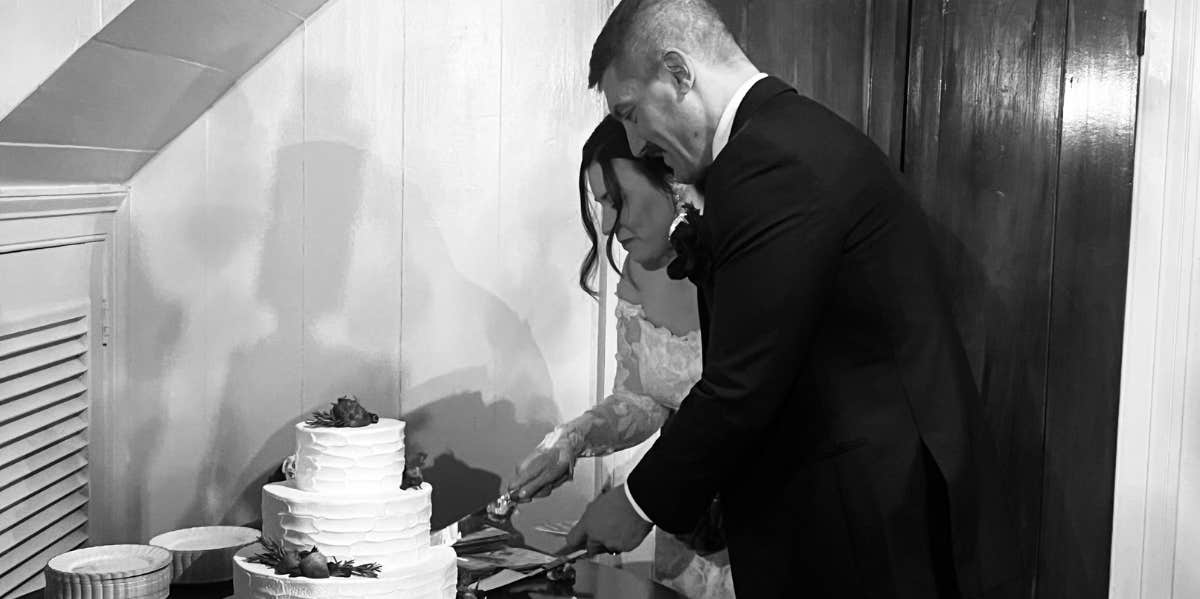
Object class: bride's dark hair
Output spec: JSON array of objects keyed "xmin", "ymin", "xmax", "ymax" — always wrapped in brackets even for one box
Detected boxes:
[{"xmin": 578, "ymin": 116, "xmax": 674, "ymax": 297}]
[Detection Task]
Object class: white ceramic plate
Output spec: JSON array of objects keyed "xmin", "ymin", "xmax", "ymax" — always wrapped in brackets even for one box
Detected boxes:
[
  {"xmin": 148, "ymin": 526, "xmax": 259, "ymax": 584},
  {"xmin": 46, "ymin": 545, "xmax": 171, "ymax": 580}
]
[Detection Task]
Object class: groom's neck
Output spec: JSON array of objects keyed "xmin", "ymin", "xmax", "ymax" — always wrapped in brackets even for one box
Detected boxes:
[{"xmin": 697, "ymin": 60, "xmax": 762, "ymax": 153}]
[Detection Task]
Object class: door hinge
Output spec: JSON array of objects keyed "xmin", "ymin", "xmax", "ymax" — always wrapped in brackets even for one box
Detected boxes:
[
  {"xmin": 1137, "ymin": 9, "xmax": 1147, "ymax": 57},
  {"xmin": 100, "ymin": 298, "xmax": 112, "ymax": 347}
]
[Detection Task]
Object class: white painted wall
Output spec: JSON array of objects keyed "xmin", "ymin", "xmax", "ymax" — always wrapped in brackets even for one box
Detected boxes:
[
  {"xmin": 113, "ymin": 0, "xmax": 615, "ymax": 547},
  {"xmin": 0, "ymin": 0, "xmax": 134, "ymax": 119},
  {"xmin": 1110, "ymin": 1, "xmax": 1200, "ymax": 596}
]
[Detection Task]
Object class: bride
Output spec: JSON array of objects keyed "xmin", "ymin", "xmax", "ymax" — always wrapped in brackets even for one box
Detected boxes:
[{"xmin": 508, "ymin": 116, "xmax": 734, "ymax": 599}]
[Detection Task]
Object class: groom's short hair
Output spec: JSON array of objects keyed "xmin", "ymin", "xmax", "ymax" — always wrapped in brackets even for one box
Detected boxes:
[{"xmin": 588, "ymin": 0, "xmax": 743, "ymax": 89}]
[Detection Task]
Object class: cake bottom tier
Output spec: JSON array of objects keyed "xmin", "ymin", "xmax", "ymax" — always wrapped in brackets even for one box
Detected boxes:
[{"xmin": 231, "ymin": 544, "xmax": 457, "ymax": 599}]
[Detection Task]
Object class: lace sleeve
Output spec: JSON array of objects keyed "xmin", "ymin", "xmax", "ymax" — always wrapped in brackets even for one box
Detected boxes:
[{"xmin": 549, "ymin": 304, "xmax": 670, "ymax": 458}]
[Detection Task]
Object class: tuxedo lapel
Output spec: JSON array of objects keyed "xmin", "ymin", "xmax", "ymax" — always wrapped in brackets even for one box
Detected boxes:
[
  {"xmin": 691, "ymin": 78, "xmax": 792, "ymax": 356},
  {"xmin": 698, "ymin": 76, "xmax": 795, "ymax": 204}
]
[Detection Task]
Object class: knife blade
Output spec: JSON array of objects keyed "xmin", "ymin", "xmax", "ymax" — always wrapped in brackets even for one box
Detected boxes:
[
  {"xmin": 474, "ymin": 548, "xmax": 588, "ymax": 592},
  {"xmin": 432, "ymin": 492, "xmax": 515, "ymax": 539}
]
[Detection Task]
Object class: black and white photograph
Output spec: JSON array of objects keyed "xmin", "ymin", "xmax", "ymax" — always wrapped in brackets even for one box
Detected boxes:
[{"xmin": 0, "ymin": 0, "xmax": 1189, "ymax": 598}]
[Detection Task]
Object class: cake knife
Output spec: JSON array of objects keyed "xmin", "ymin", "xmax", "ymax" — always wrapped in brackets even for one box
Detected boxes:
[
  {"xmin": 433, "ymin": 492, "xmax": 515, "ymax": 538},
  {"xmin": 474, "ymin": 548, "xmax": 588, "ymax": 592}
]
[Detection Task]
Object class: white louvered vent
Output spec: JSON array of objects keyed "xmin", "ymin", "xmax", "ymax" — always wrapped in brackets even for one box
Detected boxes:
[{"xmin": 0, "ymin": 305, "xmax": 90, "ymax": 599}]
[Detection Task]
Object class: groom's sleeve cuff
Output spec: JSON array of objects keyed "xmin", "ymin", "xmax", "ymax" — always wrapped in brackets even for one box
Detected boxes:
[{"xmin": 624, "ymin": 482, "xmax": 652, "ymax": 523}]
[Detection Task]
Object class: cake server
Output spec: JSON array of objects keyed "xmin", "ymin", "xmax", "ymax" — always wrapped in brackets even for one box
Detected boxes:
[
  {"xmin": 474, "ymin": 548, "xmax": 588, "ymax": 592},
  {"xmin": 434, "ymin": 492, "xmax": 515, "ymax": 537}
]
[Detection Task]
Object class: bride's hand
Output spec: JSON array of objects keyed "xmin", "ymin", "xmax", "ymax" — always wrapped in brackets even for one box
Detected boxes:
[
  {"xmin": 510, "ymin": 448, "xmax": 574, "ymax": 503},
  {"xmin": 511, "ymin": 424, "xmax": 586, "ymax": 503}
]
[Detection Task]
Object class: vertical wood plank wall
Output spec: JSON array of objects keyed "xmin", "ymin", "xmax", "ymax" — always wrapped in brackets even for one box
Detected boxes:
[
  {"xmin": 709, "ymin": 0, "xmax": 1141, "ymax": 596},
  {"xmin": 122, "ymin": 0, "xmax": 613, "ymax": 547}
]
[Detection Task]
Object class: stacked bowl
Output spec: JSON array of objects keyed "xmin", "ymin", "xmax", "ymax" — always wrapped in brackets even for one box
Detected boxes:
[{"xmin": 44, "ymin": 545, "xmax": 172, "ymax": 599}]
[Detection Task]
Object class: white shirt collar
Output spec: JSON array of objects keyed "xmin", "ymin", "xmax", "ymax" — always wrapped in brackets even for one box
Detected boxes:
[
  {"xmin": 690, "ymin": 72, "xmax": 765, "ymax": 214},
  {"xmin": 711, "ymin": 72, "xmax": 767, "ymax": 161}
]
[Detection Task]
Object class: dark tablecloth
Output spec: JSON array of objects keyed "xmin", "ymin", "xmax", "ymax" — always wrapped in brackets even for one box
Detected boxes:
[{"xmin": 154, "ymin": 558, "xmax": 682, "ymax": 599}]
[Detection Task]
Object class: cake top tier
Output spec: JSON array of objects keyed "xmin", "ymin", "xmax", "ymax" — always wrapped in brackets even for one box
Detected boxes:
[
  {"xmin": 292, "ymin": 418, "xmax": 406, "ymax": 493},
  {"xmin": 295, "ymin": 417, "xmax": 405, "ymax": 439}
]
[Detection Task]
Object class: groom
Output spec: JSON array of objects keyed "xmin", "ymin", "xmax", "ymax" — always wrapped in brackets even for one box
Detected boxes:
[{"xmin": 563, "ymin": 1, "xmax": 1019, "ymax": 597}]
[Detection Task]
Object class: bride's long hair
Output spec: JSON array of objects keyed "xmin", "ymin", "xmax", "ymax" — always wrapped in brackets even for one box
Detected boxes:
[{"xmin": 577, "ymin": 116, "xmax": 673, "ymax": 297}]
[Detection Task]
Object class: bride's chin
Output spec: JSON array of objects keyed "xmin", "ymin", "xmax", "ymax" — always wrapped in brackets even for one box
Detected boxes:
[{"xmin": 635, "ymin": 251, "xmax": 676, "ymax": 272}]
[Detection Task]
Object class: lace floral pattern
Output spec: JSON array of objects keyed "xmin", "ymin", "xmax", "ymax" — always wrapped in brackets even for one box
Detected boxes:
[
  {"xmin": 548, "ymin": 299, "xmax": 703, "ymax": 458},
  {"xmin": 614, "ymin": 299, "xmax": 703, "ymax": 409},
  {"xmin": 539, "ymin": 299, "xmax": 731, "ymax": 598}
]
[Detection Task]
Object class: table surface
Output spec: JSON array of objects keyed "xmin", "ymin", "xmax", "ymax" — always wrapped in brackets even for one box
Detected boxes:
[{"xmin": 155, "ymin": 559, "xmax": 681, "ymax": 599}]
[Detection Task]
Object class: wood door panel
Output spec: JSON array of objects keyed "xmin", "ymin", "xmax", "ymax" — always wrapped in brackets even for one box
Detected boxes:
[
  {"xmin": 744, "ymin": 0, "xmax": 871, "ymax": 128},
  {"xmin": 904, "ymin": 1, "xmax": 1072, "ymax": 590},
  {"xmin": 1039, "ymin": 1, "xmax": 1141, "ymax": 596},
  {"xmin": 630, "ymin": 2, "xmax": 1138, "ymax": 596}
]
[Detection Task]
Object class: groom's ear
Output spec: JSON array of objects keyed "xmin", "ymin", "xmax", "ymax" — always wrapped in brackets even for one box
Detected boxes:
[{"xmin": 661, "ymin": 50, "xmax": 695, "ymax": 97}]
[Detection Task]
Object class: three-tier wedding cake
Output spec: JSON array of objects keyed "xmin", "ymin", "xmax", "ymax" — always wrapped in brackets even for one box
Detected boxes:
[{"xmin": 231, "ymin": 398, "xmax": 458, "ymax": 599}]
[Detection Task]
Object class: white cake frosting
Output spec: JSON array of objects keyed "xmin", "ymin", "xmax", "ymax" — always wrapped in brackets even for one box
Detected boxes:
[
  {"xmin": 236, "ymin": 416, "xmax": 456, "ymax": 599},
  {"xmin": 293, "ymin": 418, "xmax": 406, "ymax": 493},
  {"xmin": 232, "ymin": 544, "xmax": 457, "ymax": 599},
  {"xmin": 261, "ymin": 481, "xmax": 433, "ymax": 570}
]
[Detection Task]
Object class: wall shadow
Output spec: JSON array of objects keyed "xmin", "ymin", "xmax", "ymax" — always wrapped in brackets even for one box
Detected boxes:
[
  {"xmin": 398, "ymin": 179, "xmax": 584, "ymax": 534},
  {"xmin": 401, "ymin": 388, "xmax": 554, "ymax": 530}
]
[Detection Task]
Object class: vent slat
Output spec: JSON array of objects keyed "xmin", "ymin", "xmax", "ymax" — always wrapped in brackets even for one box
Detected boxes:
[
  {"xmin": 0, "ymin": 341, "xmax": 87, "ymax": 383},
  {"xmin": 0, "ymin": 455, "xmax": 86, "ymax": 513},
  {"xmin": 0, "ymin": 402, "xmax": 86, "ymax": 451},
  {"xmin": 0, "ymin": 474, "xmax": 86, "ymax": 532},
  {"xmin": 0, "ymin": 419, "xmax": 86, "ymax": 470},
  {"xmin": 0, "ymin": 491, "xmax": 86, "ymax": 555},
  {"xmin": 0, "ymin": 321, "xmax": 87, "ymax": 362},
  {"xmin": 0, "ymin": 361, "xmax": 86, "ymax": 405},
  {"xmin": 0, "ymin": 304, "xmax": 86, "ymax": 341},
  {"xmin": 0, "ymin": 434, "xmax": 86, "ymax": 490},
  {"xmin": 0, "ymin": 304, "xmax": 91, "ymax": 599},
  {"xmin": 0, "ymin": 511, "xmax": 86, "ymax": 573},
  {"xmin": 0, "ymin": 527, "xmax": 86, "ymax": 597},
  {"xmin": 6, "ymin": 571, "xmax": 50, "ymax": 599},
  {"xmin": 0, "ymin": 380, "xmax": 86, "ymax": 427}
]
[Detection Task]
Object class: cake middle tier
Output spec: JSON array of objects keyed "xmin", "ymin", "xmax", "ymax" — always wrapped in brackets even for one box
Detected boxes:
[{"xmin": 262, "ymin": 481, "xmax": 432, "ymax": 570}]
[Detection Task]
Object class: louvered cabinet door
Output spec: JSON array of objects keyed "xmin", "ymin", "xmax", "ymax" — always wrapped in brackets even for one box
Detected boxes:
[{"xmin": 0, "ymin": 190, "xmax": 120, "ymax": 599}]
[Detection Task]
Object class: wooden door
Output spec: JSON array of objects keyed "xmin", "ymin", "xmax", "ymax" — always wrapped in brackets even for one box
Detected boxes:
[
  {"xmin": 709, "ymin": 0, "xmax": 909, "ymax": 162},
  {"xmin": 707, "ymin": 1, "xmax": 1141, "ymax": 596}
]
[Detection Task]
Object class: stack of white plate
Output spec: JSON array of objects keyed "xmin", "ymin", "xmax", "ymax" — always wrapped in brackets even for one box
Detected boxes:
[
  {"xmin": 148, "ymin": 525, "xmax": 259, "ymax": 584},
  {"xmin": 44, "ymin": 545, "xmax": 172, "ymax": 599}
]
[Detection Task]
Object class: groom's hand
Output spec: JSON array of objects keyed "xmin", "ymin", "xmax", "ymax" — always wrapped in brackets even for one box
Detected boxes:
[{"xmin": 561, "ymin": 484, "xmax": 653, "ymax": 555}]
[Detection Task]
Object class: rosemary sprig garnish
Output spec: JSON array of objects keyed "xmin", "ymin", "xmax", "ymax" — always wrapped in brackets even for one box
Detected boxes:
[
  {"xmin": 246, "ymin": 536, "xmax": 382, "ymax": 578},
  {"xmin": 328, "ymin": 558, "xmax": 383, "ymax": 578},
  {"xmin": 246, "ymin": 536, "xmax": 289, "ymax": 569},
  {"xmin": 304, "ymin": 409, "xmax": 343, "ymax": 427}
]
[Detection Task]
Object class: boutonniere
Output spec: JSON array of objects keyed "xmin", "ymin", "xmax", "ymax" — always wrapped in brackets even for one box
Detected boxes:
[{"xmin": 666, "ymin": 200, "xmax": 711, "ymax": 282}]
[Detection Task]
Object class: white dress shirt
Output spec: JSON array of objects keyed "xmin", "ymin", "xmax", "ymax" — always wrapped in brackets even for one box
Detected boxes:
[{"xmin": 624, "ymin": 71, "xmax": 767, "ymax": 524}]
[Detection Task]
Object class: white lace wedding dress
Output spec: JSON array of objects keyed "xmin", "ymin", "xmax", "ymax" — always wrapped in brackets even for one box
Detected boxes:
[{"xmin": 548, "ymin": 299, "xmax": 735, "ymax": 599}]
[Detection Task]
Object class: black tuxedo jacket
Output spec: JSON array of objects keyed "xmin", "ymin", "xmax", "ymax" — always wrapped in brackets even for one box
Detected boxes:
[{"xmin": 627, "ymin": 77, "xmax": 1019, "ymax": 598}]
